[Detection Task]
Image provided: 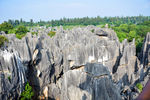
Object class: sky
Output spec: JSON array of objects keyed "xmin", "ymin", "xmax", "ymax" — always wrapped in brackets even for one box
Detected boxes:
[{"xmin": 0, "ymin": 0, "xmax": 150, "ymax": 23}]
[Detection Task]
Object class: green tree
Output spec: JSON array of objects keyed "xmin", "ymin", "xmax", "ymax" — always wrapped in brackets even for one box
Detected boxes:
[
  {"xmin": 129, "ymin": 24, "xmax": 136, "ymax": 31},
  {"xmin": 128, "ymin": 31, "xmax": 136, "ymax": 42},
  {"xmin": 0, "ymin": 22, "xmax": 13, "ymax": 33},
  {"xmin": 30, "ymin": 19, "xmax": 34, "ymax": 26},
  {"xmin": 15, "ymin": 20, "xmax": 20, "ymax": 26},
  {"xmin": 119, "ymin": 24, "xmax": 129, "ymax": 33},
  {"xmin": 15, "ymin": 26, "xmax": 29, "ymax": 35},
  {"xmin": 116, "ymin": 32, "xmax": 127, "ymax": 42}
]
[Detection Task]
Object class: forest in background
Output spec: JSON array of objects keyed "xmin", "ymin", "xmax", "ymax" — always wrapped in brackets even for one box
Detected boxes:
[{"xmin": 2, "ymin": 15, "xmax": 150, "ymax": 27}]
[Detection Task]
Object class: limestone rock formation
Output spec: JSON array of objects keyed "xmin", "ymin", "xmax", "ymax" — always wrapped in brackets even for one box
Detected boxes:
[
  {"xmin": 0, "ymin": 26, "xmax": 149, "ymax": 100},
  {"xmin": 0, "ymin": 50, "xmax": 27, "ymax": 100},
  {"xmin": 141, "ymin": 32, "xmax": 150, "ymax": 67}
]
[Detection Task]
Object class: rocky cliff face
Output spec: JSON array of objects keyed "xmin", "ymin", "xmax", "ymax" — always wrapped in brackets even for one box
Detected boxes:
[{"xmin": 0, "ymin": 26, "xmax": 149, "ymax": 100}]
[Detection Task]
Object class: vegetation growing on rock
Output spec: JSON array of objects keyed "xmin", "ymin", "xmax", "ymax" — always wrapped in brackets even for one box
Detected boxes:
[
  {"xmin": 7, "ymin": 76, "xmax": 11, "ymax": 82},
  {"xmin": 15, "ymin": 26, "xmax": 29, "ymax": 39},
  {"xmin": 20, "ymin": 82, "xmax": 34, "ymax": 100},
  {"xmin": 48, "ymin": 31, "xmax": 56, "ymax": 37},
  {"xmin": 15, "ymin": 26, "xmax": 29, "ymax": 35},
  {"xmin": 31, "ymin": 32, "xmax": 38, "ymax": 36},
  {"xmin": 0, "ymin": 22, "xmax": 29, "ymax": 39},
  {"xmin": 0, "ymin": 22, "xmax": 13, "ymax": 33},
  {"xmin": 136, "ymin": 83, "xmax": 143, "ymax": 92},
  {"xmin": 91, "ymin": 29, "xmax": 95, "ymax": 33},
  {"xmin": 0, "ymin": 35, "xmax": 8, "ymax": 47}
]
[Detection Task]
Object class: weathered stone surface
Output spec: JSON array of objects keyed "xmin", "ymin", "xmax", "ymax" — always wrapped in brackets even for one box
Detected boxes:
[
  {"xmin": 56, "ymin": 63, "xmax": 121, "ymax": 100},
  {"xmin": 0, "ymin": 50, "xmax": 27, "ymax": 100},
  {"xmin": 113, "ymin": 39, "xmax": 140, "ymax": 85},
  {"xmin": 0, "ymin": 26, "xmax": 148, "ymax": 100},
  {"xmin": 141, "ymin": 32, "xmax": 150, "ymax": 67}
]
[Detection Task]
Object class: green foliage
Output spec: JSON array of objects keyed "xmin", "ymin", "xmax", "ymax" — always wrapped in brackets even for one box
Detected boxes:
[
  {"xmin": 136, "ymin": 25, "xmax": 150, "ymax": 37},
  {"xmin": 15, "ymin": 26, "xmax": 29, "ymax": 35},
  {"xmin": 101, "ymin": 25, "xmax": 105, "ymax": 28},
  {"xmin": 128, "ymin": 24, "xmax": 136, "ymax": 31},
  {"xmin": 21, "ymin": 82, "xmax": 34, "ymax": 100},
  {"xmin": 0, "ymin": 22, "xmax": 13, "ymax": 33},
  {"xmin": 8, "ymin": 76, "xmax": 11, "ymax": 82},
  {"xmin": 8, "ymin": 28, "xmax": 16, "ymax": 34},
  {"xmin": 91, "ymin": 29, "xmax": 95, "ymax": 33},
  {"xmin": 116, "ymin": 32, "xmax": 127, "ymax": 42},
  {"xmin": 16, "ymin": 34, "xmax": 26, "ymax": 39},
  {"xmin": 136, "ymin": 83, "xmax": 143, "ymax": 92},
  {"xmin": 31, "ymin": 32, "xmax": 38, "ymax": 36},
  {"xmin": 4, "ymin": 16, "xmax": 150, "ymax": 27},
  {"xmin": 138, "ymin": 20, "xmax": 150, "ymax": 26},
  {"xmin": 0, "ymin": 35, "xmax": 8, "ymax": 47},
  {"xmin": 135, "ymin": 36, "xmax": 144, "ymax": 55},
  {"xmin": 112, "ymin": 21, "xmax": 150, "ymax": 54},
  {"xmin": 119, "ymin": 24, "xmax": 129, "ymax": 33},
  {"xmin": 48, "ymin": 31, "xmax": 56, "ymax": 37},
  {"xmin": 14, "ymin": 26, "xmax": 28, "ymax": 39},
  {"xmin": 128, "ymin": 31, "xmax": 136, "ymax": 42}
]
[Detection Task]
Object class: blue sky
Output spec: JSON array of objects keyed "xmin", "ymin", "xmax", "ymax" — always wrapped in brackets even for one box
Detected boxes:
[{"xmin": 0, "ymin": 0, "xmax": 150, "ymax": 23}]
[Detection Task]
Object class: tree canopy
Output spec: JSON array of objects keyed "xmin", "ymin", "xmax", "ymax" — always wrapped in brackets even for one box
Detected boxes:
[
  {"xmin": 4, "ymin": 16, "xmax": 150, "ymax": 27},
  {"xmin": 0, "ymin": 22, "xmax": 13, "ymax": 33},
  {"xmin": 112, "ymin": 21, "xmax": 150, "ymax": 55}
]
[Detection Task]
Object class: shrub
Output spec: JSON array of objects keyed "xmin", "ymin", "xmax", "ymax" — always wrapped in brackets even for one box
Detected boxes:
[
  {"xmin": 136, "ymin": 83, "xmax": 143, "ymax": 92},
  {"xmin": 15, "ymin": 26, "xmax": 28, "ymax": 39},
  {"xmin": 8, "ymin": 28, "xmax": 16, "ymax": 34},
  {"xmin": 116, "ymin": 32, "xmax": 127, "ymax": 42},
  {"xmin": 0, "ymin": 35, "xmax": 8, "ymax": 47},
  {"xmin": 91, "ymin": 29, "xmax": 95, "ymax": 33},
  {"xmin": 48, "ymin": 31, "xmax": 56, "ymax": 37},
  {"xmin": 0, "ymin": 22, "xmax": 13, "ymax": 33},
  {"xmin": 8, "ymin": 76, "xmax": 11, "ymax": 82},
  {"xmin": 15, "ymin": 26, "xmax": 29, "ymax": 35},
  {"xmin": 21, "ymin": 82, "xmax": 34, "ymax": 100},
  {"xmin": 101, "ymin": 25, "xmax": 105, "ymax": 28},
  {"xmin": 16, "ymin": 34, "xmax": 26, "ymax": 39},
  {"xmin": 31, "ymin": 32, "xmax": 38, "ymax": 36}
]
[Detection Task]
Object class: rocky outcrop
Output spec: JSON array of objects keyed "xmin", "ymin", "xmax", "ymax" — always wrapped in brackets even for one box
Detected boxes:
[
  {"xmin": 141, "ymin": 32, "xmax": 150, "ymax": 67},
  {"xmin": 57, "ymin": 63, "xmax": 121, "ymax": 100},
  {"xmin": 0, "ymin": 26, "xmax": 148, "ymax": 100},
  {"xmin": 0, "ymin": 50, "xmax": 27, "ymax": 99},
  {"xmin": 113, "ymin": 39, "xmax": 140, "ymax": 85}
]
